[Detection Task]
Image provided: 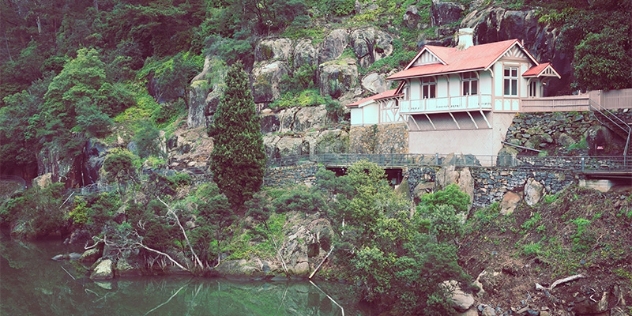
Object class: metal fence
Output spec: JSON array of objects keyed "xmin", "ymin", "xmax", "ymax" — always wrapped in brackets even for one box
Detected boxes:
[{"xmin": 267, "ymin": 153, "xmax": 632, "ymax": 171}]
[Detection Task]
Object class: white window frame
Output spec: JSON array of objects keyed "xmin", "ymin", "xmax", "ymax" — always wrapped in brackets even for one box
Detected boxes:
[
  {"xmin": 528, "ymin": 80, "xmax": 537, "ymax": 97},
  {"xmin": 503, "ymin": 67, "xmax": 519, "ymax": 96},
  {"xmin": 461, "ymin": 71, "xmax": 478, "ymax": 96},
  {"xmin": 421, "ymin": 77, "xmax": 436, "ymax": 99}
]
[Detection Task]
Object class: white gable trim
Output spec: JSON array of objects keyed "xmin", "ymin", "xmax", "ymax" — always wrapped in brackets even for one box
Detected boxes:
[
  {"xmin": 405, "ymin": 47, "xmax": 446, "ymax": 70},
  {"xmin": 485, "ymin": 41, "xmax": 539, "ymax": 71}
]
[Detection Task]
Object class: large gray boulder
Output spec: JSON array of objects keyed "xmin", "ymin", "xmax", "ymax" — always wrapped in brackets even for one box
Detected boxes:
[
  {"xmin": 254, "ymin": 38, "xmax": 293, "ymax": 62},
  {"xmin": 252, "ymin": 61, "xmax": 290, "ymax": 103},
  {"xmin": 319, "ymin": 58, "xmax": 359, "ymax": 99},
  {"xmin": 318, "ymin": 29, "xmax": 349, "ymax": 64},
  {"xmin": 187, "ymin": 57, "xmax": 227, "ymax": 128},
  {"xmin": 293, "ymin": 39, "xmax": 317, "ymax": 70},
  {"xmin": 90, "ymin": 258, "xmax": 114, "ymax": 280},
  {"xmin": 403, "ymin": 5, "xmax": 422, "ymax": 29},
  {"xmin": 431, "ymin": 0, "xmax": 465, "ymax": 26},
  {"xmin": 361, "ymin": 73, "xmax": 388, "ymax": 94},
  {"xmin": 349, "ymin": 27, "xmax": 394, "ymax": 68}
]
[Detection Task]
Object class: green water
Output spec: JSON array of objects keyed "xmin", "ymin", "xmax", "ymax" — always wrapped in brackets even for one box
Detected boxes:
[{"xmin": 0, "ymin": 235, "xmax": 368, "ymax": 315}]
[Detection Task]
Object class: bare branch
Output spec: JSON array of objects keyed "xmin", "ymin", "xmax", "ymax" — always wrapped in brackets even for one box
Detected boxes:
[{"xmin": 157, "ymin": 196, "xmax": 204, "ymax": 269}]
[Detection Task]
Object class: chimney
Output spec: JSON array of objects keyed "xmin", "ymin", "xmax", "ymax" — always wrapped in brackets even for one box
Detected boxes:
[{"xmin": 457, "ymin": 28, "xmax": 474, "ymax": 50}]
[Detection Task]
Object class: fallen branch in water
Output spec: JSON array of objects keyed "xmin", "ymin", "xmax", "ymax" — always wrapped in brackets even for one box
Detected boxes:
[
  {"xmin": 309, "ymin": 246, "xmax": 334, "ymax": 279},
  {"xmin": 310, "ymin": 280, "xmax": 344, "ymax": 316},
  {"xmin": 144, "ymin": 282, "xmax": 188, "ymax": 315}
]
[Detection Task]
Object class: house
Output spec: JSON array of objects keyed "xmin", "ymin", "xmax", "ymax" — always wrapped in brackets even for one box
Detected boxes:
[{"xmin": 347, "ymin": 28, "xmax": 561, "ymax": 160}]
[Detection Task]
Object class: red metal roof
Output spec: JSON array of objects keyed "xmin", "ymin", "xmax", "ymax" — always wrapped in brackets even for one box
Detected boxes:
[
  {"xmin": 523, "ymin": 62, "xmax": 560, "ymax": 78},
  {"xmin": 347, "ymin": 89, "xmax": 399, "ymax": 107},
  {"xmin": 387, "ymin": 39, "xmax": 530, "ymax": 80}
]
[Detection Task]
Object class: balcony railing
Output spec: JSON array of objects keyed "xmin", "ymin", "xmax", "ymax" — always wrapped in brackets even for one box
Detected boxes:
[{"xmin": 400, "ymin": 94, "xmax": 492, "ymax": 114}]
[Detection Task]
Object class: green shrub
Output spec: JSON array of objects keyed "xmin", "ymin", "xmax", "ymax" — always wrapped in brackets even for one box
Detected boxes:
[
  {"xmin": 271, "ymin": 89, "xmax": 328, "ymax": 109},
  {"xmin": 521, "ymin": 213, "xmax": 542, "ymax": 231}
]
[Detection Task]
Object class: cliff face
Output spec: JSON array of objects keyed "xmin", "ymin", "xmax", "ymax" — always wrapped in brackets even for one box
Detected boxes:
[{"xmin": 182, "ymin": 1, "xmax": 568, "ymax": 166}]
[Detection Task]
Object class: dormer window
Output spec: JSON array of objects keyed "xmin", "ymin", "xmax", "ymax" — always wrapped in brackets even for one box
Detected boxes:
[
  {"xmin": 421, "ymin": 77, "xmax": 436, "ymax": 99},
  {"xmin": 503, "ymin": 67, "xmax": 518, "ymax": 96},
  {"xmin": 462, "ymin": 72, "xmax": 478, "ymax": 96}
]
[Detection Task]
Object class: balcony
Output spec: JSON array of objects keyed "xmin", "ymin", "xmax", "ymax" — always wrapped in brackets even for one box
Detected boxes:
[{"xmin": 400, "ymin": 94, "xmax": 493, "ymax": 114}]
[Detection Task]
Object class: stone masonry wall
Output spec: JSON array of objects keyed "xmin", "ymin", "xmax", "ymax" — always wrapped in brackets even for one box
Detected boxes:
[
  {"xmin": 264, "ymin": 164, "xmax": 321, "ymax": 187},
  {"xmin": 349, "ymin": 123, "xmax": 408, "ymax": 154}
]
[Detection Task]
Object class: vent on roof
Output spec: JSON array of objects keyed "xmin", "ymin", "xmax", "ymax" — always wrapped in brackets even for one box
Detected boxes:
[{"xmin": 457, "ymin": 28, "xmax": 474, "ymax": 50}]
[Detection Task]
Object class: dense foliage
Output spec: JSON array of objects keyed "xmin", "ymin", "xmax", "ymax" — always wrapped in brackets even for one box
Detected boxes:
[{"xmin": 208, "ymin": 62, "xmax": 266, "ymax": 208}]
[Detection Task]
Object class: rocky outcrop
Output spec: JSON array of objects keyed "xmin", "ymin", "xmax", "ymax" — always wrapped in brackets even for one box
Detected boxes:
[
  {"xmin": 432, "ymin": 0, "xmax": 465, "ymax": 26},
  {"xmin": 318, "ymin": 58, "xmax": 359, "ymax": 99},
  {"xmin": 318, "ymin": 29, "xmax": 349, "ymax": 65},
  {"xmin": 461, "ymin": 6, "xmax": 570, "ymax": 93},
  {"xmin": 349, "ymin": 27, "xmax": 394, "ymax": 68},
  {"xmin": 187, "ymin": 57, "xmax": 227, "ymax": 128},
  {"xmin": 443, "ymin": 280, "xmax": 475, "ymax": 312},
  {"xmin": 252, "ymin": 61, "xmax": 290, "ymax": 103},
  {"xmin": 361, "ymin": 73, "xmax": 388, "ymax": 94},
  {"xmin": 436, "ymin": 164, "xmax": 475, "ymax": 211},
  {"xmin": 293, "ymin": 39, "xmax": 317, "ymax": 70}
]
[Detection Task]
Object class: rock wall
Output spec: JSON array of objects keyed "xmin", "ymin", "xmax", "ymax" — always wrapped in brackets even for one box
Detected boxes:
[
  {"xmin": 349, "ymin": 123, "xmax": 408, "ymax": 154},
  {"xmin": 264, "ymin": 164, "xmax": 320, "ymax": 188}
]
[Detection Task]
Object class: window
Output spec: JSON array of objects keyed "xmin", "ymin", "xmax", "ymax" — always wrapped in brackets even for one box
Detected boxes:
[
  {"xmin": 462, "ymin": 72, "xmax": 478, "ymax": 95},
  {"xmin": 421, "ymin": 77, "xmax": 436, "ymax": 99},
  {"xmin": 529, "ymin": 81, "xmax": 537, "ymax": 97},
  {"xmin": 503, "ymin": 67, "xmax": 518, "ymax": 96}
]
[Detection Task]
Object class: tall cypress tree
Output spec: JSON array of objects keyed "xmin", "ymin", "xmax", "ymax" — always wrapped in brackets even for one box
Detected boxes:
[{"xmin": 208, "ymin": 62, "xmax": 266, "ymax": 208}]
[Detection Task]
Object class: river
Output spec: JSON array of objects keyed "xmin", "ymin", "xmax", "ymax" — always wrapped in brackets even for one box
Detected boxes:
[{"xmin": 0, "ymin": 233, "xmax": 369, "ymax": 315}]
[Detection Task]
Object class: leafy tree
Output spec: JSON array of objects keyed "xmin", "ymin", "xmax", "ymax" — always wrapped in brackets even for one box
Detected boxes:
[
  {"xmin": 208, "ymin": 61, "xmax": 266, "ymax": 208},
  {"xmin": 40, "ymin": 48, "xmax": 113, "ymax": 157},
  {"xmin": 102, "ymin": 148, "xmax": 139, "ymax": 193},
  {"xmin": 573, "ymin": 22, "xmax": 632, "ymax": 91},
  {"xmin": 0, "ymin": 75, "xmax": 52, "ymax": 178},
  {"xmin": 132, "ymin": 121, "xmax": 162, "ymax": 158}
]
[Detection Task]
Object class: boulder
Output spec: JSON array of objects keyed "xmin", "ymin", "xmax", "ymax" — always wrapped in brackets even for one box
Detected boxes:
[
  {"xmin": 403, "ymin": 5, "xmax": 422, "ymax": 29},
  {"xmin": 436, "ymin": 165, "xmax": 475, "ymax": 211},
  {"xmin": 293, "ymin": 39, "xmax": 317, "ymax": 70},
  {"xmin": 443, "ymin": 280, "xmax": 475, "ymax": 312},
  {"xmin": 90, "ymin": 259, "xmax": 114, "ymax": 280},
  {"xmin": 413, "ymin": 181, "xmax": 435, "ymax": 201},
  {"xmin": 254, "ymin": 38, "xmax": 293, "ymax": 62},
  {"xmin": 500, "ymin": 191, "xmax": 521, "ymax": 215},
  {"xmin": 361, "ymin": 73, "xmax": 388, "ymax": 94},
  {"xmin": 292, "ymin": 105, "xmax": 329, "ymax": 132},
  {"xmin": 557, "ymin": 133, "xmax": 576, "ymax": 147},
  {"xmin": 524, "ymin": 178, "xmax": 544, "ymax": 206},
  {"xmin": 187, "ymin": 57, "xmax": 227, "ymax": 128},
  {"xmin": 349, "ymin": 27, "xmax": 394, "ymax": 68},
  {"xmin": 318, "ymin": 58, "xmax": 359, "ymax": 99},
  {"xmin": 318, "ymin": 29, "xmax": 349, "ymax": 64},
  {"xmin": 431, "ymin": 0, "xmax": 465, "ymax": 26},
  {"xmin": 33, "ymin": 173, "xmax": 53, "ymax": 189},
  {"xmin": 79, "ymin": 247, "xmax": 102, "ymax": 265},
  {"xmin": 252, "ymin": 61, "xmax": 290, "ymax": 103},
  {"xmin": 215, "ymin": 259, "xmax": 265, "ymax": 278}
]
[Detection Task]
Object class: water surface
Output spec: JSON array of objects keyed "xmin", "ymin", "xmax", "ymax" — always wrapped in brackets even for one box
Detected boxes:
[{"xmin": 0, "ymin": 234, "xmax": 367, "ymax": 315}]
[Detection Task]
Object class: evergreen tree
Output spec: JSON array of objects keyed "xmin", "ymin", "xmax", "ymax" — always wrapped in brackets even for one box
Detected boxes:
[{"xmin": 208, "ymin": 62, "xmax": 266, "ymax": 208}]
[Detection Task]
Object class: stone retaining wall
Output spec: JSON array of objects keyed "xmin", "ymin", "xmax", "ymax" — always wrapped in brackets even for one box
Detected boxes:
[
  {"xmin": 349, "ymin": 123, "xmax": 408, "ymax": 154},
  {"xmin": 264, "ymin": 164, "xmax": 321, "ymax": 187}
]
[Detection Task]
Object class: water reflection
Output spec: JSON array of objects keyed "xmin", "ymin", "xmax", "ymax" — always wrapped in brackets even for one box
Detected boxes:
[{"xmin": 0, "ymin": 236, "xmax": 366, "ymax": 315}]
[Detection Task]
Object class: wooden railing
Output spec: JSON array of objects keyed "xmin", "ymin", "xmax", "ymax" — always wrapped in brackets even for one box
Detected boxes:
[{"xmin": 520, "ymin": 95, "xmax": 591, "ymax": 112}]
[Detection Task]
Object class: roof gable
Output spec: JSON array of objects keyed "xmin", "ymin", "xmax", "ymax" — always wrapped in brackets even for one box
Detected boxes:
[
  {"xmin": 388, "ymin": 40, "xmax": 540, "ymax": 80},
  {"xmin": 523, "ymin": 62, "xmax": 561, "ymax": 79},
  {"xmin": 347, "ymin": 89, "xmax": 399, "ymax": 108}
]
